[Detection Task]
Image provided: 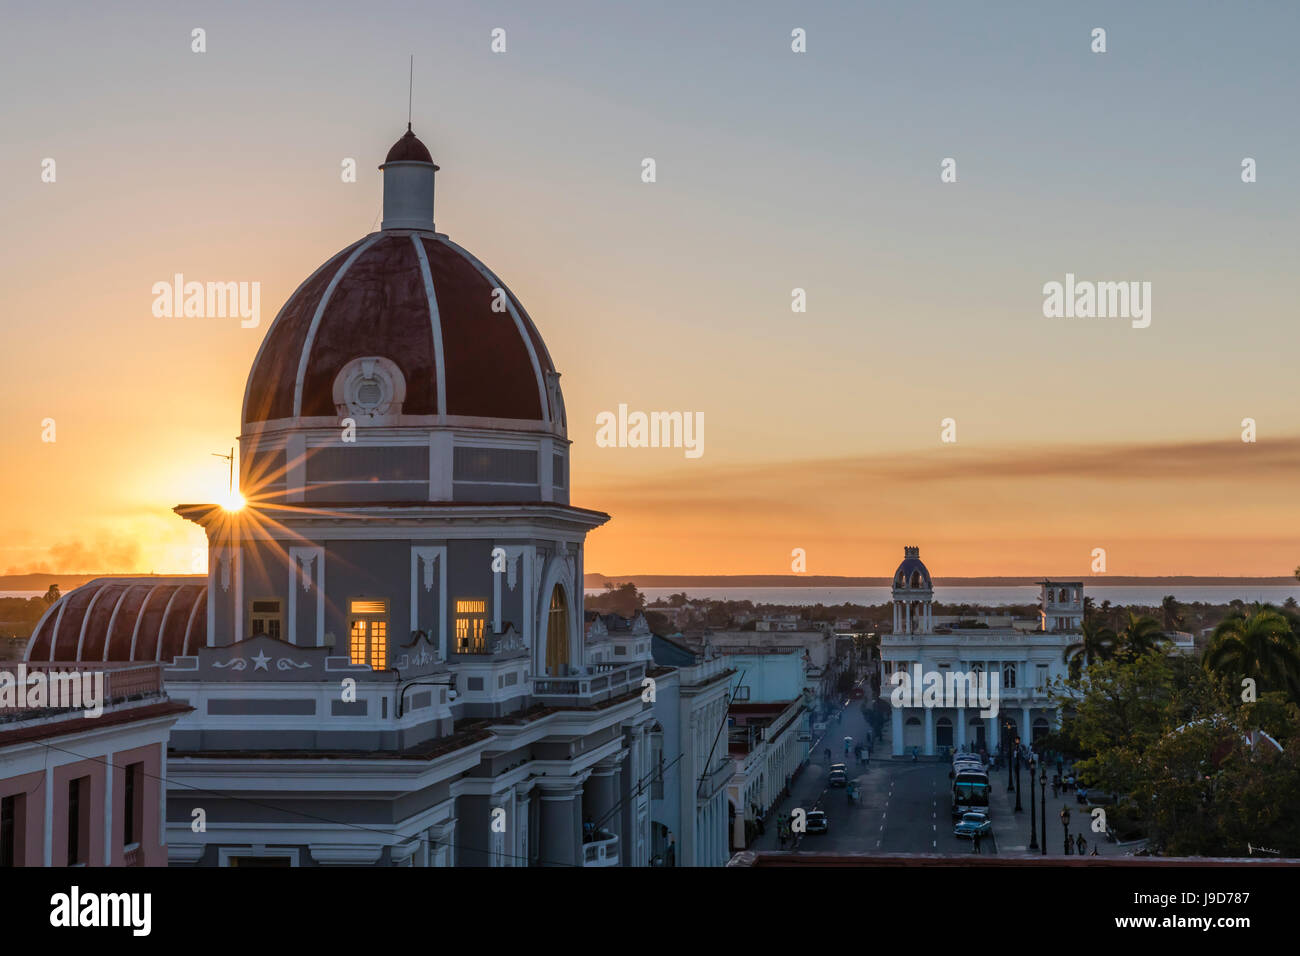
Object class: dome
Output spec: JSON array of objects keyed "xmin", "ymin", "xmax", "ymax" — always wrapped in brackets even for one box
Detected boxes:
[
  {"xmin": 26, "ymin": 577, "xmax": 207, "ymax": 662},
  {"xmin": 241, "ymin": 231, "xmax": 561, "ymax": 429},
  {"xmin": 241, "ymin": 127, "xmax": 563, "ymax": 434},
  {"xmin": 892, "ymin": 546, "xmax": 932, "ymax": 590},
  {"xmin": 385, "ymin": 126, "xmax": 435, "ymax": 164}
]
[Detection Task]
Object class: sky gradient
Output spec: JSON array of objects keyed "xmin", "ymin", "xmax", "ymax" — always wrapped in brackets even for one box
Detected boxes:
[{"xmin": 2, "ymin": 1, "xmax": 1297, "ymax": 577}]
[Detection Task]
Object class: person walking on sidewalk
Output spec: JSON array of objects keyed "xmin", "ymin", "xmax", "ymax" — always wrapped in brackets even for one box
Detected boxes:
[
  {"xmin": 972, "ymin": 830, "xmax": 982, "ymax": 854},
  {"xmin": 1076, "ymin": 832, "xmax": 1086, "ymax": 855}
]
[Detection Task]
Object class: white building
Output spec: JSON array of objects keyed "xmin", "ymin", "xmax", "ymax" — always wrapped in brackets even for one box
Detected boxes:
[
  {"xmin": 881, "ymin": 547, "xmax": 1075, "ymax": 757},
  {"xmin": 25, "ymin": 125, "xmax": 680, "ymax": 868}
]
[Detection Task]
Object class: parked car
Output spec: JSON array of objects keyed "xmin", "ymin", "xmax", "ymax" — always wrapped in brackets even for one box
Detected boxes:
[
  {"xmin": 805, "ymin": 810, "xmax": 829, "ymax": 834},
  {"xmin": 953, "ymin": 811, "xmax": 992, "ymax": 840}
]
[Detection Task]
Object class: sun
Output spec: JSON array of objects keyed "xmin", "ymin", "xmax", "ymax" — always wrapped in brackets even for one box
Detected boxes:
[{"xmin": 221, "ymin": 491, "xmax": 247, "ymax": 512}]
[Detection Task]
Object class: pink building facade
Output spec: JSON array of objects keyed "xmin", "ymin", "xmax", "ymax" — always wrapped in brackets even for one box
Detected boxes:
[{"xmin": 0, "ymin": 663, "xmax": 188, "ymax": 867}]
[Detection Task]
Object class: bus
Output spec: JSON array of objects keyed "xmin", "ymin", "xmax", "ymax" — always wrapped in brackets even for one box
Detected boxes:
[{"xmin": 952, "ymin": 770, "xmax": 990, "ymax": 819}]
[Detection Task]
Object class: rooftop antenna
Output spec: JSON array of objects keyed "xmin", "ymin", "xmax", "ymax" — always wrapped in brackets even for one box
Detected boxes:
[
  {"xmin": 211, "ymin": 446, "xmax": 234, "ymax": 495},
  {"xmin": 408, "ymin": 54, "xmax": 414, "ymax": 131}
]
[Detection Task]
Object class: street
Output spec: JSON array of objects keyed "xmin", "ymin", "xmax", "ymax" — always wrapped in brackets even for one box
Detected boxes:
[{"xmin": 749, "ymin": 685, "xmax": 1109, "ymax": 859}]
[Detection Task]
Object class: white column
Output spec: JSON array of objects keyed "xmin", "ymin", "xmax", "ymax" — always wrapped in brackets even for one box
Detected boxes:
[
  {"xmin": 956, "ymin": 711, "xmax": 967, "ymax": 751},
  {"xmin": 1022, "ymin": 706, "xmax": 1031, "ymax": 749},
  {"xmin": 923, "ymin": 708, "xmax": 934, "ymax": 756},
  {"xmin": 891, "ymin": 705, "xmax": 904, "ymax": 756}
]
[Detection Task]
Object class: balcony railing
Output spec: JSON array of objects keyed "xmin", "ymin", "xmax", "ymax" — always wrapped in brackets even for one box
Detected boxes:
[
  {"xmin": 697, "ymin": 754, "xmax": 735, "ymax": 802},
  {"xmin": 582, "ymin": 829, "xmax": 619, "ymax": 867},
  {"xmin": 0, "ymin": 662, "xmax": 165, "ymax": 717},
  {"xmin": 533, "ymin": 663, "xmax": 647, "ymax": 701}
]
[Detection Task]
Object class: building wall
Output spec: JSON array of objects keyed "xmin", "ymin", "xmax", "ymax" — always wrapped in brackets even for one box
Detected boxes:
[
  {"xmin": 649, "ymin": 670, "xmax": 682, "ymax": 864},
  {"xmin": 0, "ymin": 769, "xmax": 44, "ymax": 866}
]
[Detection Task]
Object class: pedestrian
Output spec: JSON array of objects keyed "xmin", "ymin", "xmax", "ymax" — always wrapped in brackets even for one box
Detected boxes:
[
  {"xmin": 1076, "ymin": 832, "xmax": 1086, "ymax": 855},
  {"xmin": 1090, "ymin": 846, "xmax": 1099, "ymax": 857},
  {"xmin": 972, "ymin": 830, "xmax": 982, "ymax": 854}
]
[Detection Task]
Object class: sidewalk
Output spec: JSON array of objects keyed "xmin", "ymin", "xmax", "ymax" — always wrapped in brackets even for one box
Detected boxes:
[{"xmin": 986, "ymin": 766, "xmax": 1107, "ymax": 858}]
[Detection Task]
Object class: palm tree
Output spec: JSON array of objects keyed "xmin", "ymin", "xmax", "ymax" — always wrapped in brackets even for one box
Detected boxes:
[
  {"xmin": 1064, "ymin": 618, "xmax": 1116, "ymax": 677},
  {"xmin": 1160, "ymin": 594, "xmax": 1183, "ymax": 631},
  {"xmin": 1115, "ymin": 611, "xmax": 1167, "ymax": 659},
  {"xmin": 1203, "ymin": 605, "xmax": 1300, "ymax": 699}
]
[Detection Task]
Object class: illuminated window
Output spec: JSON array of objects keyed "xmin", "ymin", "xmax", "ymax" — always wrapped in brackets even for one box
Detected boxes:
[
  {"xmin": 250, "ymin": 600, "xmax": 283, "ymax": 640},
  {"xmin": 455, "ymin": 599, "xmax": 487, "ymax": 653},
  {"xmin": 349, "ymin": 599, "xmax": 388, "ymax": 670}
]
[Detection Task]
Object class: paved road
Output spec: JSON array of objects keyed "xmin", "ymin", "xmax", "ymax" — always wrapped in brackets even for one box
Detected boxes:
[
  {"xmin": 746, "ymin": 677, "xmax": 1116, "ymax": 858},
  {"xmin": 751, "ymin": 692, "xmax": 997, "ymax": 856}
]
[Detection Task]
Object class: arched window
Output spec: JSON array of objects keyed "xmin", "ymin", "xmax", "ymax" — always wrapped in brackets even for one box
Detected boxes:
[
  {"xmin": 1002, "ymin": 663, "xmax": 1016, "ymax": 688},
  {"xmin": 545, "ymin": 584, "xmax": 570, "ymax": 676},
  {"xmin": 936, "ymin": 716, "xmax": 953, "ymax": 748}
]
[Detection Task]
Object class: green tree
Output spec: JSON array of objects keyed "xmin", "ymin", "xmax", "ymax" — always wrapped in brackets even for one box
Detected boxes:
[
  {"xmin": 1161, "ymin": 594, "xmax": 1184, "ymax": 631},
  {"xmin": 1116, "ymin": 612, "xmax": 1168, "ymax": 660},
  {"xmin": 42, "ymin": 584, "xmax": 61, "ymax": 606},
  {"xmin": 586, "ymin": 582, "xmax": 645, "ymax": 618},
  {"xmin": 1063, "ymin": 617, "xmax": 1116, "ymax": 678},
  {"xmin": 1203, "ymin": 605, "xmax": 1300, "ymax": 702}
]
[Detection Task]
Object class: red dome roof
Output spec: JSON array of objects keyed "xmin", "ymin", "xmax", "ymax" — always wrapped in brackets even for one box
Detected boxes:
[
  {"xmin": 242, "ymin": 232, "xmax": 559, "ymax": 426},
  {"xmin": 26, "ymin": 578, "xmax": 207, "ymax": 663},
  {"xmin": 385, "ymin": 127, "xmax": 436, "ymax": 164}
]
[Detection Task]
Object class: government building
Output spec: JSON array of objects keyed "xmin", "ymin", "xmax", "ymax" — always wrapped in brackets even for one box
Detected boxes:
[
  {"xmin": 24, "ymin": 126, "xmax": 733, "ymax": 866},
  {"xmin": 881, "ymin": 547, "xmax": 1076, "ymax": 757}
]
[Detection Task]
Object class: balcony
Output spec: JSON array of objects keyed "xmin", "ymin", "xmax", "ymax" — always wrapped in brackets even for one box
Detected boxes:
[
  {"xmin": 582, "ymin": 829, "xmax": 620, "ymax": 867},
  {"xmin": 697, "ymin": 754, "xmax": 735, "ymax": 803},
  {"xmin": 0, "ymin": 662, "xmax": 165, "ymax": 721},
  {"xmin": 999, "ymin": 686, "xmax": 1052, "ymax": 702},
  {"xmin": 533, "ymin": 662, "xmax": 647, "ymax": 704}
]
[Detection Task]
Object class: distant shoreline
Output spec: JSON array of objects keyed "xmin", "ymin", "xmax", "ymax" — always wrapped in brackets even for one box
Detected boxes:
[
  {"xmin": 3, "ymin": 571, "xmax": 1295, "ymax": 593},
  {"xmin": 586, "ymin": 573, "xmax": 1299, "ymax": 588}
]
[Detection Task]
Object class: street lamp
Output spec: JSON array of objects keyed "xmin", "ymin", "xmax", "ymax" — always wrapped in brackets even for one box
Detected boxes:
[
  {"xmin": 1039, "ymin": 767, "xmax": 1047, "ymax": 856},
  {"xmin": 1014, "ymin": 737, "xmax": 1023, "ymax": 812},
  {"xmin": 1060, "ymin": 806, "xmax": 1072, "ymax": 855},
  {"xmin": 1004, "ymin": 721, "xmax": 1015, "ymax": 791},
  {"xmin": 1027, "ymin": 755, "xmax": 1038, "ymax": 848}
]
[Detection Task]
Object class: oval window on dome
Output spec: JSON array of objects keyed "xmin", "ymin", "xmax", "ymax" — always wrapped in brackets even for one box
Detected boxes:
[{"xmin": 332, "ymin": 357, "xmax": 407, "ymax": 423}]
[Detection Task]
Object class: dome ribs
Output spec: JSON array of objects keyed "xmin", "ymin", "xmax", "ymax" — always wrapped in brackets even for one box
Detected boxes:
[
  {"xmin": 243, "ymin": 238, "xmax": 367, "ymax": 424},
  {"xmin": 423, "ymin": 236, "xmax": 547, "ymax": 422}
]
